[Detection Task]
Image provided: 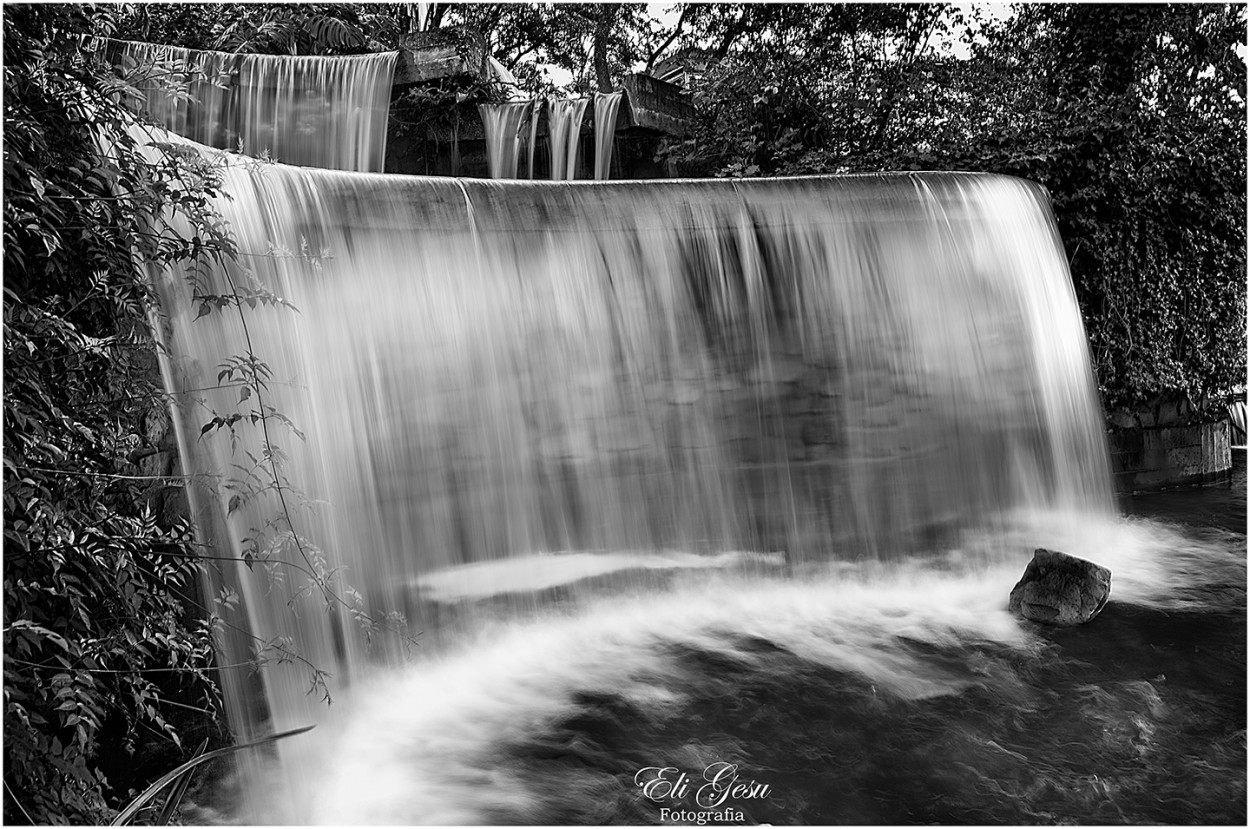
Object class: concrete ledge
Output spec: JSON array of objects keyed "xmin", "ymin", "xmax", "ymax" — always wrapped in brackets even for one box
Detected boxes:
[
  {"xmin": 1109, "ymin": 419, "xmax": 1232, "ymax": 491},
  {"xmin": 394, "ymin": 27, "xmax": 489, "ymax": 85},
  {"xmin": 620, "ymin": 74, "xmax": 696, "ymax": 136}
]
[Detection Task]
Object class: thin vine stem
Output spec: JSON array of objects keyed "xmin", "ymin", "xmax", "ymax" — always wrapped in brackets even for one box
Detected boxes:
[{"xmin": 213, "ymin": 252, "xmax": 413, "ymax": 642}]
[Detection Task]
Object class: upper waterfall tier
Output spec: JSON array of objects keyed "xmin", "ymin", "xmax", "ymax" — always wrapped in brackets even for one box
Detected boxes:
[{"xmin": 110, "ymin": 39, "xmax": 397, "ymax": 172}]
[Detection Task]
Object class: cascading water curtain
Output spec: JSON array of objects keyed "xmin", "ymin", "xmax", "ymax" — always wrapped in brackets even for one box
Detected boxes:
[
  {"xmin": 151, "ymin": 159, "xmax": 1114, "ymax": 743},
  {"xmin": 547, "ymin": 97, "xmax": 590, "ymax": 180},
  {"xmin": 479, "ymin": 101, "xmax": 533, "ymax": 179},
  {"xmin": 110, "ymin": 39, "xmax": 398, "ymax": 172},
  {"xmin": 112, "ymin": 36, "xmax": 398, "ymax": 816},
  {"xmin": 527, "ymin": 98, "xmax": 542, "ymax": 179},
  {"xmin": 593, "ymin": 90, "xmax": 623, "ymax": 180}
]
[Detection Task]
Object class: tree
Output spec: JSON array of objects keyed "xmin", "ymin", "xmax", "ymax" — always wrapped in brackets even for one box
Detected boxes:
[
  {"xmin": 436, "ymin": 3, "xmax": 658, "ymax": 94},
  {"xmin": 663, "ymin": 4, "xmax": 969, "ymax": 177}
]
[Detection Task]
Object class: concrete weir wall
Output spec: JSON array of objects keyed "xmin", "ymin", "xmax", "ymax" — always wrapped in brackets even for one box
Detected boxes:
[{"xmin": 1108, "ymin": 420, "xmax": 1233, "ymax": 491}]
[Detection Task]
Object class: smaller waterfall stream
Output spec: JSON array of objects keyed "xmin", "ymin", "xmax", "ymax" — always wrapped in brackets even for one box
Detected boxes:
[
  {"xmin": 547, "ymin": 97, "xmax": 590, "ymax": 180},
  {"xmin": 526, "ymin": 98, "xmax": 541, "ymax": 179},
  {"xmin": 593, "ymin": 91, "xmax": 623, "ymax": 180},
  {"xmin": 485, "ymin": 94, "xmax": 619, "ymax": 181},
  {"xmin": 479, "ymin": 101, "xmax": 531, "ymax": 179}
]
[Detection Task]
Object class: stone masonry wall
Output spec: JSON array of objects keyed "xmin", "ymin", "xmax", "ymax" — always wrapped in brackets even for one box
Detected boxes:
[{"xmin": 1108, "ymin": 419, "xmax": 1232, "ymax": 491}]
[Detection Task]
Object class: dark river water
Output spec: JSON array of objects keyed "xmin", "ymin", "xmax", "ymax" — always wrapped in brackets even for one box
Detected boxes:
[{"xmin": 1123, "ymin": 450, "xmax": 1247, "ymax": 534}]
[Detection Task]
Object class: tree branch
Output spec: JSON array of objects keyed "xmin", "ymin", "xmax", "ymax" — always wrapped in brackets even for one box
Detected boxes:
[{"xmin": 646, "ymin": 6, "xmax": 689, "ymax": 73}]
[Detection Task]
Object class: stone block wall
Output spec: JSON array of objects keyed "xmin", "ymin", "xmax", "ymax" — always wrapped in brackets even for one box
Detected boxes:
[{"xmin": 1108, "ymin": 419, "xmax": 1232, "ymax": 491}]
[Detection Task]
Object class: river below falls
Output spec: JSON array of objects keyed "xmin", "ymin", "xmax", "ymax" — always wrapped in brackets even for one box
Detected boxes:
[{"xmin": 190, "ymin": 453, "xmax": 1245, "ymax": 826}]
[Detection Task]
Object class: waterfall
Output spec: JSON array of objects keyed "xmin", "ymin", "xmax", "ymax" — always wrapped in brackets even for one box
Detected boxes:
[
  {"xmin": 593, "ymin": 91, "xmax": 623, "ymax": 180},
  {"xmin": 110, "ymin": 39, "xmax": 397, "ymax": 172},
  {"xmin": 149, "ymin": 143, "xmax": 1114, "ymax": 802},
  {"xmin": 114, "ymin": 30, "xmax": 1245, "ymax": 821},
  {"xmin": 527, "ymin": 98, "xmax": 541, "ymax": 179},
  {"xmin": 547, "ymin": 97, "xmax": 590, "ymax": 180},
  {"xmin": 478, "ymin": 101, "xmax": 532, "ymax": 179}
]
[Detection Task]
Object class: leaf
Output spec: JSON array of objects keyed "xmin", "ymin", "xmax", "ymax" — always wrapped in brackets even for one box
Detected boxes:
[
  {"xmin": 301, "ymin": 15, "xmax": 365, "ymax": 50},
  {"xmin": 155, "ymin": 737, "xmax": 208, "ymax": 825},
  {"xmin": 7, "ymin": 621, "xmax": 71, "ymax": 652},
  {"xmin": 111, "ymin": 725, "xmax": 315, "ymax": 826},
  {"xmin": 195, "ymin": 303, "xmax": 211, "ymax": 320}
]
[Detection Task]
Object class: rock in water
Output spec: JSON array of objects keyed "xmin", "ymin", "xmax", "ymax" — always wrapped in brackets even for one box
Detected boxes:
[{"xmin": 1008, "ymin": 549, "xmax": 1111, "ymax": 625}]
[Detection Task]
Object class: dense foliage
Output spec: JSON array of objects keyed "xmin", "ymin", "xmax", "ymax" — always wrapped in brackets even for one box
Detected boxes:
[
  {"xmin": 662, "ymin": 3, "xmax": 1246, "ymax": 414},
  {"xmin": 123, "ymin": 2, "xmax": 415, "ymax": 56},
  {"xmin": 123, "ymin": 3, "xmax": 660, "ymax": 93},
  {"xmin": 972, "ymin": 4, "xmax": 1246, "ymax": 415},
  {"xmin": 3, "ymin": 5, "xmax": 230, "ymax": 823}
]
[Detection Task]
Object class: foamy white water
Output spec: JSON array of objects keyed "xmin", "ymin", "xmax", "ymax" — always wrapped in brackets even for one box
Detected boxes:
[
  {"xmin": 414, "ymin": 550, "xmax": 786, "ymax": 603},
  {"xmin": 224, "ymin": 507, "xmax": 1240, "ymax": 825}
]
